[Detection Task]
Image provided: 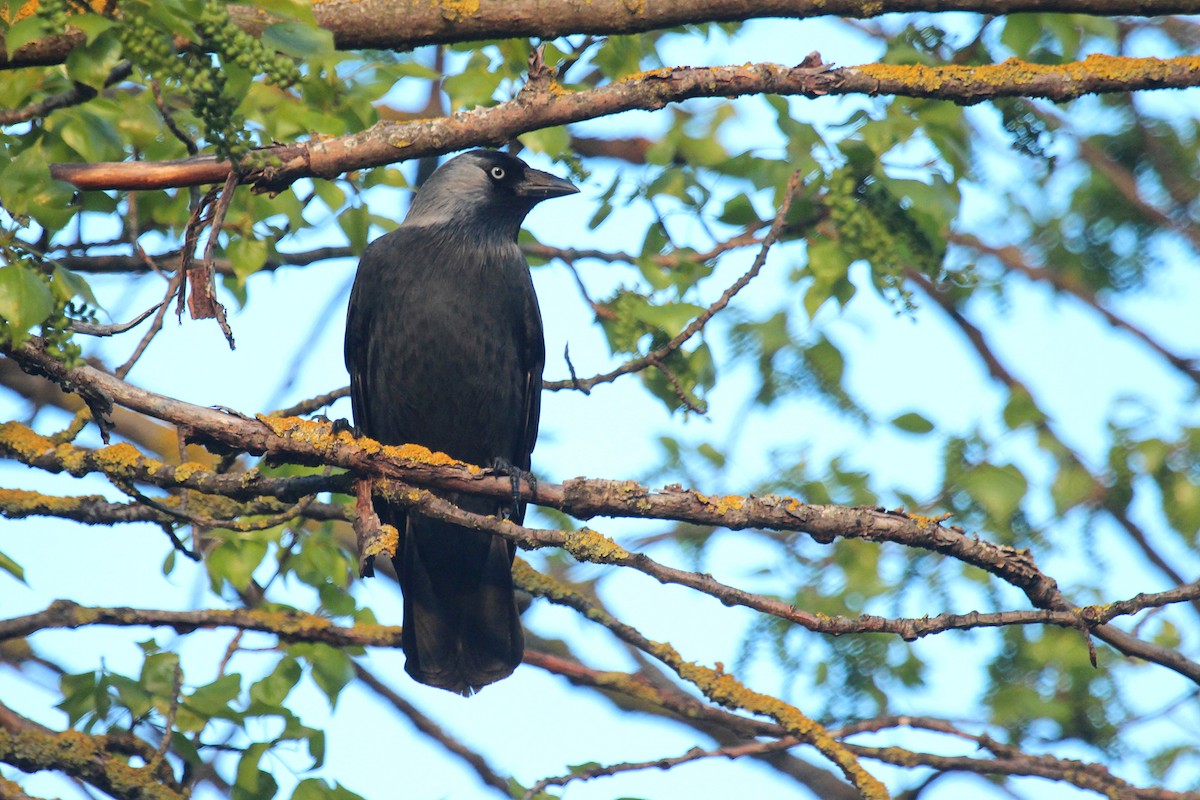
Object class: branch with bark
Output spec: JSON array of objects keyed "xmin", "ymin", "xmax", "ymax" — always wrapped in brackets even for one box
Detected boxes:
[
  {"xmin": 47, "ymin": 54, "xmax": 1200, "ymax": 192},
  {"xmin": 6, "ymin": 0, "xmax": 1199, "ymax": 70},
  {"xmin": 5, "ymin": 333, "xmax": 1200, "ymax": 677}
]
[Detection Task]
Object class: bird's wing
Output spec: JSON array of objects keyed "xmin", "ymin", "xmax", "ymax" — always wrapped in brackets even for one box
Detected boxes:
[{"xmin": 519, "ymin": 266, "xmax": 545, "ymax": 471}]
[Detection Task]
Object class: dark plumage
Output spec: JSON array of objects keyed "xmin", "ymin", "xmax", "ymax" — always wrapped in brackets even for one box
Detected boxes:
[{"xmin": 344, "ymin": 150, "xmax": 578, "ymax": 694}]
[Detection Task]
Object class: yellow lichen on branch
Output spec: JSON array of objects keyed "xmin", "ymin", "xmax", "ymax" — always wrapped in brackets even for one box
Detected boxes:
[
  {"xmin": 0, "ymin": 727, "xmax": 184, "ymax": 800},
  {"xmin": 855, "ymin": 54, "xmax": 1200, "ymax": 101},
  {"xmin": 514, "ymin": 559, "xmax": 889, "ymax": 798}
]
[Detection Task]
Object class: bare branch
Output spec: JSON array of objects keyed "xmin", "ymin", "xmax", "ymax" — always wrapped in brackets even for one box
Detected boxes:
[
  {"xmin": 69, "ymin": 303, "xmax": 164, "ymax": 338},
  {"xmin": 524, "ymin": 739, "xmax": 799, "ymax": 800}
]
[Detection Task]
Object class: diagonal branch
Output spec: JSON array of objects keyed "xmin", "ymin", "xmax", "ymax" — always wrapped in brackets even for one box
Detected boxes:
[
  {"xmin": 49, "ymin": 54, "xmax": 1200, "ymax": 192},
  {"xmin": 548, "ymin": 170, "xmax": 804, "ymax": 394},
  {"xmin": 949, "ymin": 232, "xmax": 1200, "ymax": 386},
  {"xmin": 512, "ymin": 561, "xmax": 889, "ymax": 798}
]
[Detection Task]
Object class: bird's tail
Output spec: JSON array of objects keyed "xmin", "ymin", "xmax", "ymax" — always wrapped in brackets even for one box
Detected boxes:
[{"xmin": 394, "ymin": 508, "xmax": 523, "ymax": 695}]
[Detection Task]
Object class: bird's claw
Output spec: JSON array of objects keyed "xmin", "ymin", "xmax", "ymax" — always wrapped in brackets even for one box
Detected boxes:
[
  {"xmin": 488, "ymin": 458, "xmax": 536, "ymax": 518},
  {"xmin": 328, "ymin": 417, "xmax": 359, "ymax": 437}
]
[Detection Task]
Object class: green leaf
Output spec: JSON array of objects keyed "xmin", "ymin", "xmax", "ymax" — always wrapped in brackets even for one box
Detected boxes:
[
  {"xmin": 293, "ymin": 643, "xmax": 354, "ymax": 707},
  {"xmin": 57, "ymin": 671, "xmax": 101, "ymax": 726},
  {"xmin": 249, "ymin": 656, "xmax": 302, "ymax": 708},
  {"xmin": 518, "ymin": 126, "xmax": 571, "ymax": 157},
  {"xmin": 337, "ymin": 205, "xmax": 370, "ymax": 255},
  {"xmin": 227, "ymin": 238, "xmax": 269, "ymax": 283},
  {"xmin": 233, "ymin": 742, "xmax": 277, "ymax": 800},
  {"xmin": 0, "ymin": 549, "xmax": 25, "ymax": 584},
  {"xmin": 891, "ymin": 412, "xmax": 935, "ymax": 434},
  {"xmin": 717, "ymin": 194, "xmax": 761, "ymax": 226},
  {"xmin": 206, "ymin": 537, "xmax": 268, "ymax": 592},
  {"xmin": 0, "ymin": 265, "xmax": 54, "ymax": 339},
  {"xmin": 1050, "ymin": 462, "xmax": 1095, "ymax": 514},
  {"xmin": 442, "ymin": 53, "xmax": 504, "ymax": 109},
  {"xmin": 140, "ymin": 651, "xmax": 181, "ymax": 700},
  {"xmin": 961, "ymin": 463, "xmax": 1028, "ymax": 521},
  {"xmin": 0, "ymin": 146, "xmax": 77, "ymax": 231},
  {"xmin": 65, "ymin": 28, "xmax": 123, "ymax": 89},
  {"xmin": 51, "ymin": 266, "xmax": 99, "ymax": 308},
  {"xmin": 251, "ymin": 0, "xmax": 318, "ymax": 24},
  {"xmin": 1002, "ymin": 388, "xmax": 1044, "ymax": 430},
  {"xmin": 262, "ymin": 20, "xmax": 333, "ymax": 59},
  {"xmin": 68, "ymin": 12, "xmax": 117, "ymax": 44},
  {"xmin": 5, "ymin": 16, "xmax": 49, "ymax": 55}
]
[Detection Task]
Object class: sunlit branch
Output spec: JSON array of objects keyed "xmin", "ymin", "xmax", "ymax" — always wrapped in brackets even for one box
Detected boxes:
[
  {"xmin": 7, "ymin": 0, "xmax": 1200, "ymax": 70},
  {"xmin": 512, "ymin": 562, "xmax": 888, "ymax": 798},
  {"xmin": 49, "ymin": 55, "xmax": 1200, "ymax": 192},
  {"xmin": 7, "ymin": 338, "xmax": 1200, "ymax": 683},
  {"xmin": 846, "ymin": 743, "xmax": 1183, "ymax": 800},
  {"xmin": 0, "ymin": 62, "xmax": 132, "ymax": 124},
  {"xmin": 0, "ymin": 698, "xmax": 183, "ymax": 800}
]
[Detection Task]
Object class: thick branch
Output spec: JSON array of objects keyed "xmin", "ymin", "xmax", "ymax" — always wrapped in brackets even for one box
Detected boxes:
[
  {"xmin": 49, "ymin": 55, "xmax": 1200, "ymax": 192},
  {"xmin": 0, "ymin": 701, "xmax": 183, "ymax": 800},
  {"xmin": 6, "ymin": 1, "xmax": 1198, "ymax": 70},
  {"xmin": 7, "ymin": 339, "xmax": 1200, "ymax": 683}
]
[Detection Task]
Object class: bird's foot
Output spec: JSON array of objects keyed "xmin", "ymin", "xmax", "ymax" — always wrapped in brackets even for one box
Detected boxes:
[
  {"xmin": 328, "ymin": 417, "xmax": 360, "ymax": 437},
  {"xmin": 488, "ymin": 458, "xmax": 537, "ymax": 518}
]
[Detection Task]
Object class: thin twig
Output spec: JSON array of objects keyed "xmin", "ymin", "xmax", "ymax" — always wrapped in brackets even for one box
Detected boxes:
[
  {"xmin": 70, "ymin": 302, "xmax": 164, "ymax": 337},
  {"xmin": 523, "ymin": 739, "xmax": 798, "ymax": 799},
  {"xmin": 544, "ymin": 170, "xmax": 806, "ymax": 393}
]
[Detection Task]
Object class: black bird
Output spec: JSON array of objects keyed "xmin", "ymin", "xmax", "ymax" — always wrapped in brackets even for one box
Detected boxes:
[{"xmin": 344, "ymin": 150, "xmax": 578, "ymax": 694}]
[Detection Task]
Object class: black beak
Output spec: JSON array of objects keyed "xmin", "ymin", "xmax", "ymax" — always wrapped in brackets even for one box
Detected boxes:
[{"xmin": 516, "ymin": 168, "xmax": 579, "ymax": 201}]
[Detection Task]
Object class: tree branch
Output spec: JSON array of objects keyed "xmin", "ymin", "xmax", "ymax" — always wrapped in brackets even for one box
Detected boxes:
[
  {"xmin": 6, "ymin": 0, "xmax": 1199, "ymax": 70},
  {"xmin": 0, "ymin": 698, "xmax": 184, "ymax": 800},
  {"xmin": 6, "ymin": 338, "xmax": 1200, "ymax": 683},
  {"xmin": 48, "ymin": 55, "xmax": 1200, "ymax": 192}
]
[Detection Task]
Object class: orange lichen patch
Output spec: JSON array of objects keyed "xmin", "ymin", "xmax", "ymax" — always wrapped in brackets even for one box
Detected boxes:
[
  {"xmin": 361, "ymin": 522, "xmax": 399, "ymax": 561},
  {"xmin": 617, "ymin": 66, "xmax": 677, "ymax": 85},
  {"xmin": 382, "ymin": 441, "xmax": 474, "ymax": 471},
  {"xmin": 513, "ymin": 557, "xmax": 592, "ymax": 604},
  {"xmin": 0, "ymin": 727, "xmax": 180, "ymax": 800},
  {"xmin": 0, "ymin": 421, "xmax": 54, "ymax": 460},
  {"xmin": 905, "ymin": 511, "xmax": 953, "ymax": 528},
  {"xmin": 90, "ymin": 442, "xmax": 145, "ymax": 471},
  {"xmin": 585, "ymin": 668, "xmax": 667, "ymax": 707},
  {"xmin": 699, "ymin": 493, "xmax": 746, "ymax": 515},
  {"xmin": 1, "ymin": 0, "xmax": 41, "ymax": 23},
  {"xmin": 258, "ymin": 415, "xmax": 473, "ymax": 470},
  {"xmin": 257, "ymin": 414, "xmax": 335, "ymax": 444},
  {"xmin": 172, "ymin": 461, "xmax": 210, "ymax": 482}
]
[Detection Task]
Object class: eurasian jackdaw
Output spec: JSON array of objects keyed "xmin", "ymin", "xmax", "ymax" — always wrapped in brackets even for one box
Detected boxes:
[{"xmin": 344, "ymin": 149, "xmax": 578, "ymax": 694}]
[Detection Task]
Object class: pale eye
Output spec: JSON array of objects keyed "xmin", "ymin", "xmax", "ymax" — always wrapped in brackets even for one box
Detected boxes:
[{"xmin": 489, "ymin": 166, "xmax": 506, "ymax": 181}]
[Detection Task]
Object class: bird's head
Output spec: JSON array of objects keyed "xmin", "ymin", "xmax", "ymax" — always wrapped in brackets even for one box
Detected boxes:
[{"xmin": 404, "ymin": 150, "xmax": 579, "ymax": 238}]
